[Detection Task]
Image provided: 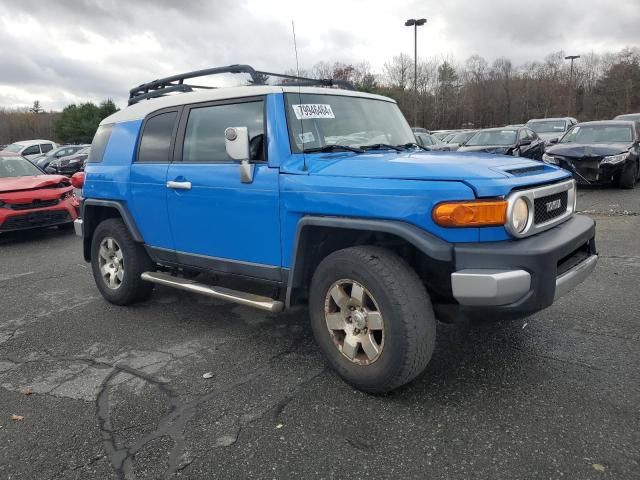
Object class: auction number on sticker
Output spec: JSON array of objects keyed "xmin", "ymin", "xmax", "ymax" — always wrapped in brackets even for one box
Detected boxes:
[{"xmin": 292, "ymin": 104, "xmax": 335, "ymax": 120}]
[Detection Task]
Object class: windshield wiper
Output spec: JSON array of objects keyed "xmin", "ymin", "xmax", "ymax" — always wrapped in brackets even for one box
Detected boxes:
[
  {"xmin": 360, "ymin": 143, "xmax": 403, "ymax": 152},
  {"xmin": 303, "ymin": 145, "xmax": 365, "ymax": 154}
]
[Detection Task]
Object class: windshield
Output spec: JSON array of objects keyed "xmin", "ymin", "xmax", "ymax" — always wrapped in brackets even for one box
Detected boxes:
[
  {"xmin": 527, "ymin": 120, "xmax": 567, "ymax": 133},
  {"xmin": 450, "ymin": 131, "xmax": 475, "ymax": 144},
  {"xmin": 466, "ymin": 130, "xmax": 517, "ymax": 146},
  {"xmin": 560, "ymin": 125, "xmax": 633, "ymax": 144},
  {"xmin": 5, "ymin": 143, "xmax": 24, "ymax": 153},
  {"xmin": 285, "ymin": 93, "xmax": 415, "ymax": 153},
  {"xmin": 0, "ymin": 156, "xmax": 43, "ymax": 177}
]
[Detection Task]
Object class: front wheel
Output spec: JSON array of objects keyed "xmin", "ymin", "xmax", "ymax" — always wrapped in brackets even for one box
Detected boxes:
[
  {"xmin": 309, "ymin": 246, "xmax": 436, "ymax": 393},
  {"xmin": 618, "ymin": 160, "xmax": 638, "ymax": 189}
]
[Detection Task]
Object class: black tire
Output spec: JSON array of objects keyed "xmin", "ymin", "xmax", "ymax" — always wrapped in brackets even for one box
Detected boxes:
[
  {"xmin": 91, "ymin": 218, "xmax": 155, "ymax": 305},
  {"xmin": 618, "ymin": 160, "xmax": 638, "ymax": 189},
  {"xmin": 309, "ymin": 245, "xmax": 436, "ymax": 393}
]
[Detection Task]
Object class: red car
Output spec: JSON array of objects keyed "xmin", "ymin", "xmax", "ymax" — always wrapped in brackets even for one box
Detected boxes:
[{"xmin": 0, "ymin": 152, "xmax": 79, "ymax": 233}]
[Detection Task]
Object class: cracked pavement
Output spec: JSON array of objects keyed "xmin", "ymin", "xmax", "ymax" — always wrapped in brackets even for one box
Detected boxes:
[{"xmin": 0, "ymin": 187, "xmax": 639, "ymax": 479}]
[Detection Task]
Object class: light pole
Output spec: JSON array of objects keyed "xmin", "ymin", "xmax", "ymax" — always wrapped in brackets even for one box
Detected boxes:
[
  {"xmin": 405, "ymin": 18, "xmax": 427, "ymax": 126},
  {"xmin": 565, "ymin": 54, "xmax": 580, "ymax": 115}
]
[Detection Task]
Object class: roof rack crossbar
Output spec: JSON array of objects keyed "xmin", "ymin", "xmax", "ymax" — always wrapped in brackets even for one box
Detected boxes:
[{"xmin": 128, "ymin": 64, "xmax": 355, "ymax": 105}]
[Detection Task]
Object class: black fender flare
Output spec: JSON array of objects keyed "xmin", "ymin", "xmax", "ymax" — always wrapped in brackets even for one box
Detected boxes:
[{"xmin": 285, "ymin": 216, "xmax": 453, "ymax": 307}]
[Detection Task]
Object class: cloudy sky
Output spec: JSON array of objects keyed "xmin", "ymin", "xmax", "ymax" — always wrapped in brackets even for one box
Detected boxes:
[{"xmin": 0, "ymin": 0, "xmax": 638, "ymax": 110}]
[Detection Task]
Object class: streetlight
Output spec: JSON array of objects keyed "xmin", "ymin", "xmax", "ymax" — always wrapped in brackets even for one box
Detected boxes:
[
  {"xmin": 405, "ymin": 18, "xmax": 427, "ymax": 126},
  {"xmin": 565, "ymin": 54, "xmax": 580, "ymax": 115}
]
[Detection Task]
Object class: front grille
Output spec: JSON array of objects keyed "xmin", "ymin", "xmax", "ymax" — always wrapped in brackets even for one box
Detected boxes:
[
  {"xmin": 8, "ymin": 199, "xmax": 59, "ymax": 211},
  {"xmin": 0, "ymin": 210, "xmax": 70, "ymax": 231},
  {"xmin": 559, "ymin": 157, "xmax": 602, "ymax": 182},
  {"xmin": 534, "ymin": 191, "xmax": 568, "ymax": 225}
]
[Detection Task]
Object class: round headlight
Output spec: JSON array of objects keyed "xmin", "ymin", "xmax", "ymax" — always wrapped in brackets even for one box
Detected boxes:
[{"xmin": 511, "ymin": 197, "xmax": 529, "ymax": 233}]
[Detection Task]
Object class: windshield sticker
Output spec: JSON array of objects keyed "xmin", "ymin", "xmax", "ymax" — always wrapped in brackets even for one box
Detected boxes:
[
  {"xmin": 298, "ymin": 131, "xmax": 315, "ymax": 143},
  {"xmin": 292, "ymin": 104, "xmax": 335, "ymax": 120}
]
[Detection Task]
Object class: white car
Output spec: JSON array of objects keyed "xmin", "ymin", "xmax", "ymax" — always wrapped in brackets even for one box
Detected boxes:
[{"xmin": 2, "ymin": 140, "xmax": 58, "ymax": 160}]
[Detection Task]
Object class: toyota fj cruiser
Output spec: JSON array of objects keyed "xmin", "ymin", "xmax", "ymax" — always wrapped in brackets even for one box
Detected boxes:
[{"xmin": 75, "ymin": 65, "xmax": 597, "ymax": 393}]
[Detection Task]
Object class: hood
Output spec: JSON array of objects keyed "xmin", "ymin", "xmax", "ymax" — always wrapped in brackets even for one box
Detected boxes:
[
  {"xmin": 457, "ymin": 145, "xmax": 513, "ymax": 155},
  {"xmin": 546, "ymin": 142, "xmax": 632, "ymax": 158},
  {"xmin": 292, "ymin": 150, "xmax": 571, "ymax": 197},
  {"xmin": 0, "ymin": 175, "xmax": 70, "ymax": 193}
]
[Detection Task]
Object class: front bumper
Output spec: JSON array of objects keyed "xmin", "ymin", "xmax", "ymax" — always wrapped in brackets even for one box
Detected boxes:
[
  {"xmin": 450, "ymin": 215, "xmax": 597, "ymax": 316},
  {"xmin": 554, "ymin": 157, "xmax": 626, "ymax": 185},
  {"xmin": 0, "ymin": 202, "xmax": 78, "ymax": 232}
]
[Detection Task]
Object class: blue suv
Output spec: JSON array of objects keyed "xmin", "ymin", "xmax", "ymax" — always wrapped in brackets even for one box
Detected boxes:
[{"xmin": 76, "ymin": 65, "xmax": 597, "ymax": 392}]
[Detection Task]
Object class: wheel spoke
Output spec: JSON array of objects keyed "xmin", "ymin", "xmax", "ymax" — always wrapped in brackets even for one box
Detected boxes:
[
  {"xmin": 326, "ymin": 312, "xmax": 345, "ymax": 330},
  {"xmin": 99, "ymin": 246, "xmax": 109, "ymax": 261},
  {"xmin": 116, "ymin": 269, "xmax": 124, "ymax": 281},
  {"xmin": 106, "ymin": 238, "xmax": 114, "ymax": 250},
  {"xmin": 342, "ymin": 335, "xmax": 359, "ymax": 360},
  {"xmin": 360, "ymin": 334, "xmax": 380, "ymax": 360},
  {"xmin": 100, "ymin": 263, "xmax": 110, "ymax": 277},
  {"xmin": 330, "ymin": 285, "xmax": 350, "ymax": 310},
  {"xmin": 366, "ymin": 311, "xmax": 383, "ymax": 330},
  {"xmin": 114, "ymin": 249, "xmax": 123, "ymax": 261},
  {"xmin": 350, "ymin": 283, "xmax": 365, "ymax": 306}
]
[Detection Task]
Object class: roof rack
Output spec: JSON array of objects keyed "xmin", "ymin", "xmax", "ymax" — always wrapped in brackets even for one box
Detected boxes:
[{"xmin": 128, "ymin": 64, "xmax": 355, "ymax": 105}]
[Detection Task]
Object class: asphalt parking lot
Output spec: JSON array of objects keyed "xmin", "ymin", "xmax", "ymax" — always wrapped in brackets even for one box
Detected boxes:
[{"xmin": 0, "ymin": 188, "xmax": 638, "ymax": 480}]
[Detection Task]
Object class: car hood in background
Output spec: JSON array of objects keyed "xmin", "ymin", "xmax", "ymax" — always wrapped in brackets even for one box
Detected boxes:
[
  {"xmin": 546, "ymin": 142, "xmax": 632, "ymax": 158},
  {"xmin": 0, "ymin": 175, "xmax": 70, "ymax": 193}
]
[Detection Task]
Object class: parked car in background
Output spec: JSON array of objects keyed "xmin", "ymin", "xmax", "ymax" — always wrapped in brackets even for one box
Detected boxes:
[
  {"xmin": 2, "ymin": 140, "xmax": 57, "ymax": 160},
  {"xmin": 34, "ymin": 145, "xmax": 88, "ymax": 170},
  {"xmin": 457, "ymin": 126, "xmax": 545, "ymax": 160},
  {"xmin": 414, "ymin": 132, "xmax": 450, "ymax": 151},
  {"xmin": 445, "ymin": 130, "xmax": 477, "ymax": 151},
  {"xmin": 613, "ymin": 113, "xmax": 640, "ymax": 122},
  {"xmin": 543, "ymin": 120, "xmax": 639, "ymax": 188},
  {"xmin": 442, "ymin": 132, "xmax": 458, "ymax": 143},
  {"xmin": 0, "ymin": 152, "xmax": 79, "ymax": 233},
  {"xmin": 411, "ymin": 127, "xmax": 430, "ymax": 134},
  {"xmin": 46, "ymin": 147, "xmax": 91, "ymax": 176},
  {"xmin": 526, "ymin": 117, "xmax": 578, "ymax": 145}
]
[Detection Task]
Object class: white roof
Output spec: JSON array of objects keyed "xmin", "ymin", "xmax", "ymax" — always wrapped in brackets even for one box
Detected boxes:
[
  {"xmin": 10, "ymin": 139, "xmax": 56, "ymax": 146},
  {"xmin": 101, "ymin": 86, "xmax": 396, "ymax": 125}
]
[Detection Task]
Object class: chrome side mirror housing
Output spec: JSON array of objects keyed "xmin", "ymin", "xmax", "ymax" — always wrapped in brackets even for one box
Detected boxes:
[{"xmin": 224, "ymin": 127, "xmax": 254, "ymax": 184}]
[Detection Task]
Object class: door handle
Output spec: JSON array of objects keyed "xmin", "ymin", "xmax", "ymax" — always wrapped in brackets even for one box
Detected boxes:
[{"xmin": 166, "ymin": 180, "xmax": 192, "ymax": 190}]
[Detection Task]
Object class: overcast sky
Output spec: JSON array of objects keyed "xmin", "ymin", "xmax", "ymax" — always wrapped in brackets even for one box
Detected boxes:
[{"xmin": 0, "ymin": 0, "xmax": 638, "ymax": 110}]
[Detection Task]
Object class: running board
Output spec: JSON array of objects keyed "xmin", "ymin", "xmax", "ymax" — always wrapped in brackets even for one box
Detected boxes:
[{"xmin": 141, "ymin": 271, "xmax": 284, "ymax": 313}]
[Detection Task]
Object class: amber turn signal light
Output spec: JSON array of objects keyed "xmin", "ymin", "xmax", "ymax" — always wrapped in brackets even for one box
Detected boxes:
[{"xmin": 433, "ymin": 200, "xmax": 507, "ymax": 227}]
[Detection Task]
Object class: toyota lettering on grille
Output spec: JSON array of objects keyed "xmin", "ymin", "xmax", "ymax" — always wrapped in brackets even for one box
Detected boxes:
[{"xmin": 546, "ymin": 199, "xmax": 562, "ymax": 212}]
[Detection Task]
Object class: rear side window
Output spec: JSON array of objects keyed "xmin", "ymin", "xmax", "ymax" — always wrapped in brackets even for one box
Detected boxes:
[
  {"xmin": 88, "ymin": 124, "xmax": 114, "ymax": 163},
  {"xmin": 137, "ymin": 111, "xmax": 178, "ymax": 163},
  {"xmin": 40, "ymin": 143, "xmax": 53, "ymax": 153},
  {"xmin": 22, "ymin": 145, "xmax": 40, "ymax": 155},
  {"xmin": 182, "ymin": 101, "xmax": 264, "ymax": 162}
]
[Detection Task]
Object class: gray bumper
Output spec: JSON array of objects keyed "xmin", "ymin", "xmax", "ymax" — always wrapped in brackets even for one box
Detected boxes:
[
  {"xmin": 73, "ymin": 218, "xmax": 83, "ymax": 237},
  {"xmin": 452, "ymin": 253, "xmax": 598, "ymax": 307}
]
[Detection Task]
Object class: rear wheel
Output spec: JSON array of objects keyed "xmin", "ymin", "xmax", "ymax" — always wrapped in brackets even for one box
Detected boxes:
[
  {"xmin": 309, "ymin": 246, "xmax": 436, "ymax": 393},
  {"xmin": 91, "ymin": 218, "xmax": 154, "ymax": 305},
  {"xmin": 618, "ymin": 160, "xmax": 638, "ymax": 189}
]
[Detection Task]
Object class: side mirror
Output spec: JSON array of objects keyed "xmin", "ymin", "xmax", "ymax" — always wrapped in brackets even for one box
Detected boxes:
[
  {"xmin": 224, "ymin": 127, "xmax": 254, "ymax": 184},
  {"xmin": 549, "ymin": 137, "xmax": 559, "ymax": 144},
  {"xmin": 519, "ymin": 139, "xmax": 531, "ymax": 146}
]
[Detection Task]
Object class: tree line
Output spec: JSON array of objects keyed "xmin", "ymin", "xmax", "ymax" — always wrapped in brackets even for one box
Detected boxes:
[
  {"xmin": 1, "ymin": 46, "xmax": 638, "ymax": 145},
  {"xmin": 293, "ymin": 46, "xmax": 640, "ymax": 129},
  {"xmin": 0, "ymin": 100, "xmax": 117, "ymax": 145}
]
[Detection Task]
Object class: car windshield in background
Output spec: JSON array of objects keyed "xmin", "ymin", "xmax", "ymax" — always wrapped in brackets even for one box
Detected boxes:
[
  {"xmin": 465, "ymin": 130, "xmax": 517, "ymax": 146},
  {"xmin": 527, "ymin": 120, "xmax": 566, "ymax": 133},
  {"xmin": 4, "ymin": 144, "xmax": 24, "ymax": 153},
  {"xmin": 0, "ymin": 156, "xmax": 43, "ymax": 177},
  {"xmin": 284, "ymin": 93, "xmax": 415, "ymax": 153},
  {"xmin": 560, "ymin": 125, "xmax": 633, "ymax": 143},
  {"xmin": 451, "ymin": 131, "xmax": 475, "ymax": 144}
]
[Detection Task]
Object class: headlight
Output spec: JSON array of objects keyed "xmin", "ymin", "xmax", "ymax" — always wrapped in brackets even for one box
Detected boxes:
[
  {"xmin": 601, "ymin": 153, "xmax": 628, "ymax": 165},
  {"xmin": 542, "ymin": 153, "xmax": 558, "ymax": 164},
  {"xmin": 510, "ymin": 197, "xmax": 530, "ymax": 234}
]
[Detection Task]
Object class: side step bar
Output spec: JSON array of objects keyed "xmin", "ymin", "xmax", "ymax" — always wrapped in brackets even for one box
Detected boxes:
[{"xmin": 141, "ymin": 271, "xmax": 284, "ymax": 313}]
